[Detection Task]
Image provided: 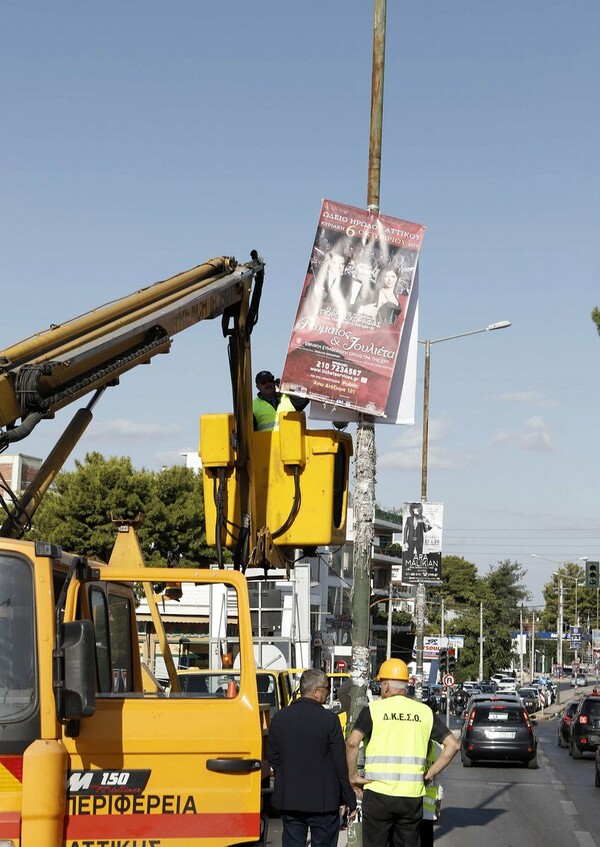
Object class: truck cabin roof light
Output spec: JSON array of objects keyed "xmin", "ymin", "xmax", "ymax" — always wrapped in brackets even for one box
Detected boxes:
[{"xmin": 34, "ymin": 541, "xmax": 62, "ymax": 558}]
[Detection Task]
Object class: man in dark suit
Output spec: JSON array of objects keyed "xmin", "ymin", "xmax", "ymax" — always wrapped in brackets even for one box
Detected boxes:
[
  {"xmin": 403, "ymin": 501, "xmax": 433, "ymax": 563},
  {"xmin": 267, "ymin": 668, "xmax": 356, "ymax": 847}
]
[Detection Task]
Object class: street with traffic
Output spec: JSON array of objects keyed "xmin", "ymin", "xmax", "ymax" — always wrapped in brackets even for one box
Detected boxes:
[{"xmin": 264, "ymin": 678, "xmax": 600, "ymax": 847}]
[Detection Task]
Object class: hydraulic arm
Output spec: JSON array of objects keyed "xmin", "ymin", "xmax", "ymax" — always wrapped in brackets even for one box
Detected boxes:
[
  {"xmin": 0, "ymin": 255, "xmax": 263, "ymax": 446},
  {"xmin": 0, "ymin": 253, "xmax": 264, "ymax": 538}
]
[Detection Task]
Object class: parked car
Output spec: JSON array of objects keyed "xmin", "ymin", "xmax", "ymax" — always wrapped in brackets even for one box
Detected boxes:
[
  {"xmin": 570, "ymin": 673, "xmax": 588, "ymax": 688},
  {"xmin": 518, "ymin": 687, "xmax": 541, "ymax": 714},
  {"xmin": 569, "ymin": 693, "xmax": 600, "ymax": 758},
  {"xmin": 558, "ymin": 701, "xmax": 579, "ymax": 748},
  {"xmin": 461, "ymin": 700, "xmax": 537, "ymax": 768},
  {"xmin": 595, "ymin": 745, "xmax": 600, "ymax": 787}
]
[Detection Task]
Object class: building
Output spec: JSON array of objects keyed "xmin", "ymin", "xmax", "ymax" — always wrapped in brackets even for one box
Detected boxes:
[{"xmin": 0, "ymin": 454, "xmax": 42, "ymax": 498}]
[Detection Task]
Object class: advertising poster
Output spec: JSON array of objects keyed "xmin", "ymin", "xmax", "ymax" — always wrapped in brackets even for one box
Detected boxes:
[
  {"xmin": 401, "ymin": 501, "xmax": 443, "ymax": 584},
  {"xmin": 280, "ymin": 199, "xmax": 425, "ymax": 417}
]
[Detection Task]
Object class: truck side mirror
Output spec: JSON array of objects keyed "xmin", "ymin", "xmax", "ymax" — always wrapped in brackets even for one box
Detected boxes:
[{"xmin": 62, "ymin": 620, "xmax": 96, "ymax": 719}]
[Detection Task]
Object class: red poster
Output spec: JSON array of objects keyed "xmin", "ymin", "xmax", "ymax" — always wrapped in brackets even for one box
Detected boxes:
[{"xmin": 281, "ymin": 199, "xmax": 425, "ymax": 416}]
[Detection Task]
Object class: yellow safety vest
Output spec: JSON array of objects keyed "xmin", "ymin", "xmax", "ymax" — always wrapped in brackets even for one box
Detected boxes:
[
  {"xmin": 363, "ymin": 695, "xmax": 433, "ymax": 798},
  {"xmin": 422, "ymin": 741, "xmax": 439, "ymax": 819},
  {"xmin": 253, "ymin": 394, "xmax": 296, "ymax": 431}
]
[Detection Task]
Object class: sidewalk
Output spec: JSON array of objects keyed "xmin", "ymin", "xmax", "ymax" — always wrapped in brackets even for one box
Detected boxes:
[{"xmin": 534, "ymin": 682, "xmax": 598, "ymax": 721}]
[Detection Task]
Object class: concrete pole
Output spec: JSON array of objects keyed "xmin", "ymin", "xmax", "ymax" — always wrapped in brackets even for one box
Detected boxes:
[
  {"xmin": 413, "ymin": 339, "xmax": 431, "ymax": 700},
  {"xmin": 479, "ymin": 602, "xmax": 484, "ymax": 681},
  {"xmin": 556, "ymin": 580, "xmax": 563, "ymax": 705},
  {"xmin": 530, "ymin": 612, "xmax": 536, "ymax": 678},
  {"xmin": 519, "ymin": 608, "xmax": 524, "ymax": 682},
  {"xmin": 386, "ymin": 581, "xmax": 393, "ymax": 660},
  {"xmin": 348, "ymin": 0, "xmax": 387, "ymax": 734}
]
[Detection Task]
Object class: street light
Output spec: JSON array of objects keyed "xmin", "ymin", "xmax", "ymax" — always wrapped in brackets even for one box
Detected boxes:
[
  {"xmin": 553, "ymin": 570, "xmax": 585, "ymax": 664},
  {"xmin": 420, "ymin": 321, "xmax": 511, "ymax": 500},
  {"xmin": 413, "ymin": 320, "xmax": 511, "ymax": 696}
]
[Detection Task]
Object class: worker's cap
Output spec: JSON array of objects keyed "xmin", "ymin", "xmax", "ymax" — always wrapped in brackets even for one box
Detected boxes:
[{"xmin": 255, "ymin": 370, "xmax": 276, "ymax": 385}]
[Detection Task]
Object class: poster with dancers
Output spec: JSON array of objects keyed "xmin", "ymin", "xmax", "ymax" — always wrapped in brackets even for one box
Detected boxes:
[{"xmin": 281, "ymin": 199, "xmax": 425, "ymax": 418}]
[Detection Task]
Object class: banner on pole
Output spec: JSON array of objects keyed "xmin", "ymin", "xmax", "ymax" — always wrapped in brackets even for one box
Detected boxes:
[
  {"xmin": 401, "ymin": 501, "xmax": 443, "ymax": 583},
  {"xmin": 281, "ymin": 199, "xmax": 425, "ymax": 418}
]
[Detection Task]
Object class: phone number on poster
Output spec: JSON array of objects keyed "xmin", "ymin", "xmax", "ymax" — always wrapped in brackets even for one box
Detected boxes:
[{"xmin": 315, "ymin": 361, "xmax": 361, "ymax": 377}]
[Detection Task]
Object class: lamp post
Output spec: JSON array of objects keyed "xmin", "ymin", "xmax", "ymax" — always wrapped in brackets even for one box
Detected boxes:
[
  {"xmin": 530, "ymin": 611, "xmax": 536, "ymax": 678},
  {"xmin": 414, "ymin": 320, "xmax": 511, "ymax": 697},
  {"xmin": 420, "ymin": 321, "xmax": 511, "ymax": 501},
  {"xmin": 552, "ymin": 570, "xmax": 585, "ymax": 664}
]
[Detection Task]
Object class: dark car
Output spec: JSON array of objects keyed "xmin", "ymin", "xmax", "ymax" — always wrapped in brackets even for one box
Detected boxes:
[
  {"xmin": 569, "ymin": 693, "xmax": 600, "ymax": 759},
  {"xmin": 558, "ymin": 701, "xmax": 578, "ymax": 748},
  {"xmin": 518, "ymin": 687, "xmax": 541, "ymax": 715},
  {"xmin": 459, "ymin": 692, "xmax": 520, "ymax": 723},
  {"xmin": 461, "ymin": 700, "xmax": 537, "ymax": 768},
  {"xmin": 596, "ymin": 745, "xmax": 600, "ymax": 787}
]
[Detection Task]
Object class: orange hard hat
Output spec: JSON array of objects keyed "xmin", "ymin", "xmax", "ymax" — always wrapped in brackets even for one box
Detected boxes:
[{"xmin": 376, "ymin": 659, "xmax": 410, "ymax": 682}]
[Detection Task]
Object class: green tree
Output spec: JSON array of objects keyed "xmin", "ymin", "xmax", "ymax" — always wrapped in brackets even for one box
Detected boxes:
[
  {"xmin": 485, "ymin": 559, "xmax": 532, "ymax": 628},
  {"xmin": 539, "ymin": 563, "xmax": 595, "ymax": 632},
  {"xmin": 437, "ymin": 556, "xmax": 480, "ymax": 604},
  {"xmin": 592, "ymin": 306, "xmax": 600, "ymax": 335},
  {"xmin": 431, "ymin": 556, "xmax": 531, "ymax": 681},
  {"xmin": 26, "ymin": 452, "xmax": 218, "ymax": 567}
]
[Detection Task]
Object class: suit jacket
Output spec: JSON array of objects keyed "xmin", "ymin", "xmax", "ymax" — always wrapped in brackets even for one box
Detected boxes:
[
  {"xmin": 403, "ymin": 515, "xmax": 432, "ymax": 557},
  {"xmin": 267, "ymin": 697, "xmax": 356, "ymax": 813}
]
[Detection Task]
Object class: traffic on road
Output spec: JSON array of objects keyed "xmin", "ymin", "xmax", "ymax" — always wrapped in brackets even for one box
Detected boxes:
[{"xmin": 264, "ymin": 676, "xmax": 600, "ymax": 847}]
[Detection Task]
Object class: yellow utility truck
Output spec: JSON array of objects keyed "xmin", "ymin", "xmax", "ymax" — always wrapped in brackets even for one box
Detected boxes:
[{"xmin": 0, "ymin": 254, "xmax": 352, "ymax": 846}]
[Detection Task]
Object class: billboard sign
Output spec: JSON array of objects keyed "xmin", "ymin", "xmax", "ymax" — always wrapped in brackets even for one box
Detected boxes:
[
  {"xmin": 281, "ymin": 199, "xmax": 425, "ymax": 418},
  {"xmin": 401, "ymin": 501, "xmax": 443, "ymax": 583},
  {"xmin": 569, "ymin": 625, "xmax": 582, "ymax": 649}
]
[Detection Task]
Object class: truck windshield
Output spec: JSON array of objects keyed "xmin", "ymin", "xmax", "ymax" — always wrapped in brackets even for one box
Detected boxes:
[{"xmin": 0, "ymin": 554, "xmax": 35, "ymax": 719}]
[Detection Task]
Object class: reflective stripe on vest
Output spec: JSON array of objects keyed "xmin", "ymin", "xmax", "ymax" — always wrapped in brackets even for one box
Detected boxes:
[
  {"xmin": 363, "ymin": 696, "xmax": 433, "ymax": 798},
  {"xmin": 423, "ymin": 740, "xmax": 439, "ymax": 818},
  {"xmin": 254, "ymin": 395, "xmax": 296, "ymax": 431}
]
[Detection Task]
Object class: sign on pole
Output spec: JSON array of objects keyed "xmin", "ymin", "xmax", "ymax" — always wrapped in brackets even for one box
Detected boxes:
[
  {"xmin": 281, "ymin": 198, "xmax": 425, "ymax": 419},
  {"xmin": 401, "ymin": 501, "xmax": 443, "ymax": 583}
]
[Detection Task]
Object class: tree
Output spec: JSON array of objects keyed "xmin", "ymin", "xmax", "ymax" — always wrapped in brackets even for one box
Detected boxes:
[
  {"xmin": 26, "ymin": 452, "xmax": 219, "ymax": 567},
  {"xmin": 540, "ymin": 563, "xmax": 595, "ymax": 632},
  {"xmin": 485, "ymin": 559, "xmax": 532, "ymax": 628},
  {"xmin": 592, "ymin": 306, "xmax": 600, "ymax": 335},
  {"xmin": 430, "ymin": 556, "xmax": 531, "ymax": 681}
]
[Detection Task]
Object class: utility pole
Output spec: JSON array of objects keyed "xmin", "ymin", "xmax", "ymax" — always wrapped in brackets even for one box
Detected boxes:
[
  {"xmin": 386, "ymin": 581, "xmax": 393, "ymax": 660},
  {"xmin": 530, "ymin": 611, "xmax": 536, "ymax": 679},
  {"xmin": 479, "ymin": 602, "xmax": 484, "ymax": 681},
  {"xmin": 348, "ymin": 0, "xmax": 387, "ymax": 729},
  {"xmin": 557, "ymin": 580, "xmax": 563, "ymax": 705},
  {"xmin": 519, "ymin": 607, "xmax": 524, "ymax": 682}
]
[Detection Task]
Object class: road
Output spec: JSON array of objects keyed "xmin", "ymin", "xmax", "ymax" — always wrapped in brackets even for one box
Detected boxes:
[
  {"xmin": 265, "ymin": 702, "xmax": 600, "ymax": 847},
  {"xmin": 436, "ymin": 715, "xmax": 599, "ymax": 847}
]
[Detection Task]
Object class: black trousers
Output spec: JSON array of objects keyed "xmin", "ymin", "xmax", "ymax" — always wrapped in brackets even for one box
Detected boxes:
[
  {"xmin": 419, "ymin": 819, "xmax": 434, "ymax": 847},
  {"xmin": 280, "ymin": 810, "xmax": 340, "ymax": 847},
  {"xmin": 362, "ymin": 789, "xmax": 423, "ymax": 847}
]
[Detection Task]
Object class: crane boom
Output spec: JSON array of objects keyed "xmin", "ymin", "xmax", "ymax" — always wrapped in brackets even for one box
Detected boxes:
[{"xmin": 0, "ymin": 255, "xmax": 263, "ymax": 441}]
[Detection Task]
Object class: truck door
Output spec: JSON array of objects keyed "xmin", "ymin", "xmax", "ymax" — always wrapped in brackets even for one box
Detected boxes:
[{"xmin": 63, "ymin": 568, "xmax": 262, "ymax": 847}]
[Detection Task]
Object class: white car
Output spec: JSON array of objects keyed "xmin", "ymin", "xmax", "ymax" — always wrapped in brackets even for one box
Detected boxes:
[{"xmin": 496, "ymin": 677, "xmax": 518, "ymax": 692}]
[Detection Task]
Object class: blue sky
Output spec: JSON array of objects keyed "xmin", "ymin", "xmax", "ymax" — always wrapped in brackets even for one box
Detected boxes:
[{"xmin": 2, "ymin": 2, "xmax": 599, "ymax": 605}]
